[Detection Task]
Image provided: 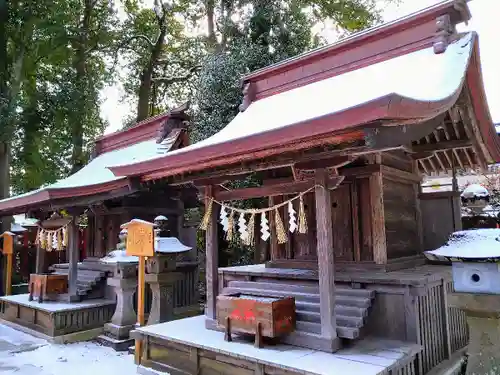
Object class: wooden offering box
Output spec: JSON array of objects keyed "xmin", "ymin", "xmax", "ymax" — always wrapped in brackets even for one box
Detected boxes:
[
  {"xmin": 28, "ymin": 274, "xmax": 68, "ymax": 303},
  {"xmin": 217, "ymin": 294, "xmax": 295, "ymax": 348}
]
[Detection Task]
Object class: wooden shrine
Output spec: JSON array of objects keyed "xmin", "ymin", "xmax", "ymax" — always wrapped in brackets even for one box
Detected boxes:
[
  {"xmin": 122, "ymin": 1, "xmax": 492, "ymax": 374},
  {"xmin": 0, "ymin": 105, "xmax": 201, "ymax": 342}
]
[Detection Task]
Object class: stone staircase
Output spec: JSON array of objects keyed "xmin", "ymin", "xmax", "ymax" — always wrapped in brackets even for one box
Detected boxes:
[
  {"xmin": 50, "ymin": 261, "xmax": 109, "ymax": 300},
  {"xmin": 222, "ymin": 280, "xmax": 375, "ymax": 340}
]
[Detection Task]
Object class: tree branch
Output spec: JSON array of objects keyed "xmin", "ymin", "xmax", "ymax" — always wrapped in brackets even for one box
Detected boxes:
[
  {"xmin": 152, "ymin": 65, "xmax": 201, "ymax": 85},
  {"xmin": 122, "ymin": 34, "xmax": 155, "ymax": 49}
]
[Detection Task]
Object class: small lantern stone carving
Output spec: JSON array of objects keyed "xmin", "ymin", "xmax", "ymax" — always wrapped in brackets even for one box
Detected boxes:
[{"xmin": 425, "ymin": 229, "xmax": 500, "ymax": 375}]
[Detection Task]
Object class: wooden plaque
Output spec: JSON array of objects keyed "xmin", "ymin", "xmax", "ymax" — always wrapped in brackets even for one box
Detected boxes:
[
  {"xmin": 1, "ymin": 233, "xmax": 13, "ymax": 255},
  {"xmin": 125, "ymin": 221, "xmax": 154, "ymax": 257}
]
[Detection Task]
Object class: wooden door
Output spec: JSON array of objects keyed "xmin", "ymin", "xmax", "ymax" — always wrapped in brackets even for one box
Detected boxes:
[{"xmin": 331, "ymin": 184, "xmax": 355, "ymax": 261}]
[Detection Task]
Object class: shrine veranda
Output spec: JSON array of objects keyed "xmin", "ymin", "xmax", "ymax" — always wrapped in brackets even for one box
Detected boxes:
[{"xmin": 0, "ymin": 1, "xmax": 497, "ymax": 374}]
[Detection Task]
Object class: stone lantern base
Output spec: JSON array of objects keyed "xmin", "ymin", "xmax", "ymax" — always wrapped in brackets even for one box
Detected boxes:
[{"xmin": 448, "ymin": 292, "xmax": 500, "ymax": 375}]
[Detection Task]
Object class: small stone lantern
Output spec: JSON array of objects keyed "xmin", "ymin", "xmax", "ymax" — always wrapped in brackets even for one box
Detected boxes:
[
  {"xmin": 425, "ymin": 229, "xmax": 500, "ymax": 375},
  {"xmin": 98, "ymin": 228, "xmax": 139, "ymax": 350},
  {"xmin": 145, "ymin": 215, "xmax": 191, "ymax": 325}
]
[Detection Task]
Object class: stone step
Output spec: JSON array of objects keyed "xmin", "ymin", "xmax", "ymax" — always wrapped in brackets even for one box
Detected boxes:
[
  {"xmin": 227, "ymin": 280, "xmax": 375, "ymax": 299},
  {"xmin": 95, "ymin": 335, "xmax": 134, "ymax": 352}
]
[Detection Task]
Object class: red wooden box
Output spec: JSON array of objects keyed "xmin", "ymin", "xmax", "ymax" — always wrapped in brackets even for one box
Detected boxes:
[{"xmin": 216, "ymin": 293, "xmax": 296, "ymax": 347}]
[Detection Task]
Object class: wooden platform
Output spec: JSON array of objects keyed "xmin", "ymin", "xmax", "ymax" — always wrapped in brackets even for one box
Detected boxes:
[
  {"xmin": 218, "ymin": 264, "xmax": 469, "ymax": 374},
  {"xmin": 0, "ymin": 294, "xmax": 115, "ymax": 338},
  {"xmin": 133, "ymin": 315, "xmax": 421, "ymax": 375}
]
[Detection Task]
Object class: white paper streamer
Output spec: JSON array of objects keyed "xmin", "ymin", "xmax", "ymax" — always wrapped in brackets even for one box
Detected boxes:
[
  {"xmin": 288, "ymin": 201, "xmax": 297, "ymax": 233},
  {"xmin": 260, "ymin": 212, "xmax": 270, "ymax": 241},
  {"xmin": 220, "ymin": 206, "xmax": 229, "ymax": 232},
  {"xmin": 238, "ymin": 213, "xmax": 248, "ymax": 241}
]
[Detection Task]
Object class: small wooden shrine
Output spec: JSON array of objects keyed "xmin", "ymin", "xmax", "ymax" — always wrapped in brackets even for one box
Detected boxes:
[
  {"xmin": 113, "ymin": 1, "xmax": 495, "ymax": 374},
  {"xmin": 0, "ymin": 104, "xmax": 201, "ymax": 342}
]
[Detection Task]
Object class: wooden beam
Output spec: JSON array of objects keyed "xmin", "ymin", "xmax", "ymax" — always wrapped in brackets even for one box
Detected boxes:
[
  {"xmin": 370, "ymin": 171, "xmax": 387, "ymax": 265},
  {"xmin": 205, "ymin": 186, "xmax": 219, "ymax": 321},
  {"xmin": 314, "ymin": 169, "xmax": 340, "ymax": 351},
  {"xmin": 213, "ymin": 177, "xmax": 344, "ymax": 201},
  {"xmin": 293, "ymin": 156, "xmax": 353, "ymax": 171},
  {"xmin": 410, "ymin": 139, "xmax": 471, "ymax": 153},
  {"xmin": 380, "ymin": 165, "xmax": 421, "ymax": 183}
]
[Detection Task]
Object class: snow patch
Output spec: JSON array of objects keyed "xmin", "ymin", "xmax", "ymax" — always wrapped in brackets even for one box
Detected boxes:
[{"xmin": 425, "ymin": 229, "xmax": 500, "ymax": 259}]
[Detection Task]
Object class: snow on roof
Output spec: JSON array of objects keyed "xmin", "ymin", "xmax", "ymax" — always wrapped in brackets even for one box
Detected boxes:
[
  {"xmin": 461, "ymin": 183, "xmax": 490, "ymax": 198},
  {"xmin": 111, "ymin": 33, "xmax": 474, "ymax": 172},
  {"xmin": 0, "ymin": 132, "xmax": 179, "ymax": 207},
  {"xmin": 425, "ymin": 229, "xmax": 500, "ymax": 260}
]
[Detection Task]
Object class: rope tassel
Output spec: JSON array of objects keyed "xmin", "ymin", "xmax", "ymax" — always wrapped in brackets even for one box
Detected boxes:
[
  {"xmin": 298, "ymin": 195, "xmax": 308, "ymax": 234},
  {"xmin": 275, "ymin": 208, "xmax": 288, "ymax": 244},
  {"xmin": 245, "ymin": 213, "xmax": 256, "ymax": 246},
  {"xmin": 200, "ymin": 199, "xmax": 214, "ymax": 231}
]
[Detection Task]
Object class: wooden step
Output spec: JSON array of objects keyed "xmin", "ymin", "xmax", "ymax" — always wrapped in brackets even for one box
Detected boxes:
[
  {"xmin": 295, "ymin": 321, "xmax": 360, "ymax": 339},
  {"xmin": 222, "ymin": 287, "xmax": 371, "ymax": 308},
  {"xmin": 296, "ymin": 310, "xmax": 363, "ymax": 328},
  {"xmin": 227, "ymin": 281, "xmax": 375, "ymax": 299}
]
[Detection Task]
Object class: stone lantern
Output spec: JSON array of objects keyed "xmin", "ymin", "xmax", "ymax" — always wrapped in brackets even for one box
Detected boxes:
[
  {"xmin": 461, "ymin": 184, "xmax": 490, "ymax": 215},
  {"xmin": 98, "ymin": 228, "xmax": 139, "ymax": 350},
  {"xmin": 145, "ymin": 215, "xmax": 191, "ymax": 325},
  {"xmin": 425, "ymin": 229, "xmax": 500, "ymax": 375}
]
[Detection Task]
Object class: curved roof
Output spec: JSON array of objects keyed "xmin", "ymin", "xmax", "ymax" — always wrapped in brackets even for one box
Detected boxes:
[
  {"xmin": 0, "ymin": 114, "xmax": 185, "ymax": 214},
  {"xmin": 110, "ymin": 30, "xmax": 498, "ymax": 181}
]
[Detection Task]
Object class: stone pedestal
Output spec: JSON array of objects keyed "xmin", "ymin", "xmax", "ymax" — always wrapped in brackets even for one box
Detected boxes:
[
  {"xmin": 145, "ymin": 254, "xmax": 181, "ymax": 325},
  {"xmin": 146, "ymin": 273, "xmax": 182, "ymax": 325},
  {"xmin": 97, "ymin": 254, "xmax": 138, "ymax": 351},
  {"xmin": 448, "ymin": 292, "xmax": 500, "ymax": 375}
]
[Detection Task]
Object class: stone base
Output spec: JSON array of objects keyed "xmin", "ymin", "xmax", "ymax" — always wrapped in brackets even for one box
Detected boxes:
[
  {"xmin": 96, "ymin": 334, "xmax": 135, "ymax": 352},
  {"xmin": 448, "ymin": 292, "xmax": 500, "ymax": 375},
  {"xmin": 104, "ymin": 322, "xmax": 135, "ymax": 340}
]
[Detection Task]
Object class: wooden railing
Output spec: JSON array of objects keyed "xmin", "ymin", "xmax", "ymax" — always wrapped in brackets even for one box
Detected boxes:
[{"xmin": 416, "ymin": 281, "xmax": 468, "ymax": 374}]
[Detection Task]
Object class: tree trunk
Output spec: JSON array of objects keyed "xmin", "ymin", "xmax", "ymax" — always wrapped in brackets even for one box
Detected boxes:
[
  {"xmin": 136, "ymin": 24, "xmax": 168, "ymax": 122},
  {"xmin": 206, "ymin": 0, "xmax": 216, "ymax": 49},
  {"xmin": 70, "ymin": 0, "xmax": 92, "ymax": 174}
]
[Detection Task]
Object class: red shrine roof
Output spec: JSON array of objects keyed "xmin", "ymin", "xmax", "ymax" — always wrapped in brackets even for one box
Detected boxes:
[
  {"xmin": 0, "ymin": 105, "xmax": 189, "ymax": 214},
  {"xmin": 109, "ymin": 0, "xmax": 500, "ymax": 182}
]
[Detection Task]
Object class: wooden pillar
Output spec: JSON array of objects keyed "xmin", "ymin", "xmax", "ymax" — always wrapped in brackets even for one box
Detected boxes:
[
  {"xmin": 370, "ymin": 171, "xmax": 387, "ymax": 264},
  {"xmin": 95, "ymin": 214, "xmax": 104, "ymax": 258},
  {"xmin": 68, "ymin": 215, "xmax": 79, "ymax": 301},
  {"xmin": 205, "ymin": 186, "xmax": 219, "ymax": 321},
  {"xmin": 35, "ymin": 245, "xmax": 45, "ymax": 274},
  {"xmin": 314, "ymin": 169, "xmax": 340, "ymax": 351}
]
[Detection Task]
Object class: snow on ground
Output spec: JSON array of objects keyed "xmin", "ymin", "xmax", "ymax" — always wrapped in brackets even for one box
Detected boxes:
[{"xmin": 0, "ymin": 324, "xmax": 139, "ymax": 375}]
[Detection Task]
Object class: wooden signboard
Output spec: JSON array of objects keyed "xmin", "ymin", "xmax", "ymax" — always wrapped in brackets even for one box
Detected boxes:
[
  {"xmin": 121, "ymin": 219, "xmax": 155, "ymax": 365},
  {"xmin": 125, "ymin": 220, "xmax": 154, "ymax": 258},
  {"xmin": 1, "ymin": 232, "xmax": 15, "ymax": 296},
  {"xmin": 217, "ymin": 294, "xmax": 296, "ymax": 348}
]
